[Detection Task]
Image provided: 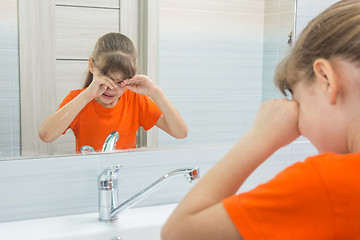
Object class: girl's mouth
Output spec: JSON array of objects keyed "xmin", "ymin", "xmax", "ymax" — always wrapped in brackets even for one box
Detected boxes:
[{"xmin": 103, "ymin": 93, "xmax": 114, "ymax": 98}]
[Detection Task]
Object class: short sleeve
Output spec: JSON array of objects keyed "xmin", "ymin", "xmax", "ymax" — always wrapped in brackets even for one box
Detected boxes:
[
  {"xmin": 222, "ymin": 161, "xmax": 334, "ymax": 240},
  {"xmin": 137, "ymin": 95, "xmax": 162, "ymax": 131}
]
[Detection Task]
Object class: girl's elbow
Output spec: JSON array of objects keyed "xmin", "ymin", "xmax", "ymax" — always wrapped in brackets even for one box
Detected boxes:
[
  {"xmin": 175, "ymin": 126, "xmax": 188, "ymax": 139},
  {"xmin": 38, "ymin": 129, "xmax": 54, "ymax": 143}
]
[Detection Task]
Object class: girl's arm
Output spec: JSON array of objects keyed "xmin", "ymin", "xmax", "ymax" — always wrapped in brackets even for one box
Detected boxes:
[
  {"xmin": 161, "ymin": 99, "xmax": 300, "ymax": 240},
  {"xmin": 121, "ymin": 75, "xmax": 188, "ymax": 139},
  {"xmin": 39, "ymin": 70, "xmax": 118, "ymax": 143},
  {"xmin": 38, "ymin": 90, "xmax": 94, "ymax": 143}
]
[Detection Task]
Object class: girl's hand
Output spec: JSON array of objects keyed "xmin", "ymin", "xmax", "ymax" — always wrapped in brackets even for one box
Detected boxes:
[
  {"xmin": 85, "ymin": 69, "xmax": 118, "ymax": 99},
  {"xmin": 250, "ymin": 98, "xmax": 300, "ymax": 151},
  {"xmin": 120, "ymin": 75, "xmax": 159, "ymax": 97}
]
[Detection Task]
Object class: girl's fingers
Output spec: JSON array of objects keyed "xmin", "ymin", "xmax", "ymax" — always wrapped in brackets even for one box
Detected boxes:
[
  {"xmin": 120, "ymin": 80, "xmax": 138, "ymax": 88},
  {"xmin": 108, "ymin": 77, "xmax": 119, "ymax": 89},
  {"xmin": 96, "ymin": 75, "xmax": 117, "ymax": 89},
  {"xmin": 122, "ymin": 76, "xmax": 148, "ymax": 87},
  {"xmin": 101, "ymin": 76, "xmax": 116, "ymax": 89},
  {"xmin": 122, "ymin": 78, "xmax": 138, "ymax": 85}
]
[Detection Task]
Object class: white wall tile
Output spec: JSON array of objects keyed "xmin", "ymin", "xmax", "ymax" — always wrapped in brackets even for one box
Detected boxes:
[
  {"xmin": 0, "ymin": 49, "xmax": 11, "ymax": 78},
  {"xmin": 0, "ymin": 148, "xmax": 13, "ymax": 159},
  {"xmin": 159, "ymin": 0, "xmax": 264, "ymax": 147},
  {"xmin": 0, "ymin": 154, "xmax": 100, "ymax": 222},
  {"xmin": 262, "ymin": 0, "xmax": 294, "ymax": 101},
  {"xmin": 0, "ymin": 77, "xmax": 12, "ymax": 100},
  {"xmin": 289, "ymin": 140, "xmax": 318, "ymax": 164},
  {"xmin": 295, "ymin": 0, "xmax": 339, "ymax": 37},
  {"xmin": 10, "ymin": 100, "xmax": 20, "ymax": 146},
  {"xmin": 0, "ymin": 100, "xmax": 12, "ymax": 147},
  {"xmin": 0, "ymin": 0, "xmax": 20, "ymax": 158}
]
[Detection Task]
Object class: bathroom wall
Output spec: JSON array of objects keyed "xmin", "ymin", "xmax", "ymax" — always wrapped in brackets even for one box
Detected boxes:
[
  {"xmin": 158, "ymin": 0, "xmax": 264, "ymax": 147},
  {"xmin": 296, "ymin": 0, "xmax": 339, "ymax": 37},
  {"xmin": 0, "ymin": 0, "xmax": 20, "ymax": 159},
  {"xmin": 262, "ymin": 0, "xmax": 294, "ymax": 101}
]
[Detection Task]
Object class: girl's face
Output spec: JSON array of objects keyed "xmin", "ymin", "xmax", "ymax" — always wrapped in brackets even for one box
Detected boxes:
[{"xmin": 96, "ymin": 71, "xmax": 127, "ymax": 108}]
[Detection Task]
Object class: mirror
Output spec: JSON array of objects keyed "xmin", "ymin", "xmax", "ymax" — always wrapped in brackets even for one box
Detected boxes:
[{"xmin": 0, "ymin": 0, "xmax": 296, "ymax": 160}]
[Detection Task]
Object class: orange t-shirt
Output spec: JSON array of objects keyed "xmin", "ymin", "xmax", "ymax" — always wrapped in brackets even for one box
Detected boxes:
[
  {"xmin": 223, "ymin": 152, "xmax": 360, "ymax": 239},
  {"xmin": 58, "ymin": 89, "xmax": 162, "ymax": 153}
]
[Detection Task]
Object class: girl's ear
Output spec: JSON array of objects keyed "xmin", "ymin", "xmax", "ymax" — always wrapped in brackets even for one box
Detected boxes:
[
  {"xmin": 313, "ymin": 58, "xmax": 339, "ymax": 104},
  {"xmin": 88, "ymin": 58, "xmax": 94, "ymax": 74}
]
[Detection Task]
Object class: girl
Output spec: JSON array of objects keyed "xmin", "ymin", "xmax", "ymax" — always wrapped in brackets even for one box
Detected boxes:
[
  {"xmin": 39, "ymin": 32, "xmax": 188, "ymax": 153},
  {"xmin": 162, "ymin": 1, "xmax": 360, "ymax": 239}
]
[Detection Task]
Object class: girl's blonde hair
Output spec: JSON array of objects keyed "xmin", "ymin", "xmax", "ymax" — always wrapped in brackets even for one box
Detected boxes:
[
  {"xmin": 83, "ymin": 32, "xmax": 137, "ymax": 88},
  {"xmin": 275, "ymin": 0, "xmax": 360, "ymax": 95}
]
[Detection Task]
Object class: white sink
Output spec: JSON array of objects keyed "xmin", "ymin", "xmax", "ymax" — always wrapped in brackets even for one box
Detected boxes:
[{"xmin": 0, "ymin": 204, "xmax": 176, "ymax": 240}]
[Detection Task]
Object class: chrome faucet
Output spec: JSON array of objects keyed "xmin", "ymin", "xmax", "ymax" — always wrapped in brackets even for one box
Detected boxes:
[
  {"xmin": 98, "ymin": 165, "xmax": 200, "ymax": 221},
  {"xmin": 80, "ymin": 131, "xmax": 119, "ymax": 154},
  {"xmin": 102, "ymin": 131, "xmax": 119, "ymax": 152}
]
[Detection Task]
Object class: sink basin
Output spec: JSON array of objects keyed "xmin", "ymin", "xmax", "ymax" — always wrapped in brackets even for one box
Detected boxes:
[{"xmin": 0, "ymin": 204, "xmax": 176, "ymax": 240}]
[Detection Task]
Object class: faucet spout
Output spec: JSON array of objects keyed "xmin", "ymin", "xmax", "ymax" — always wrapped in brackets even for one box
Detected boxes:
[
  {"xmin": 98, "ymin": 167, "xmax": 200, "ymax": 222},
  {"xmin": 102, "ymin": 131, "xmax": 119, "ymax": 152},
  {"xmin": 80, "ymin": 131, "xmax": 119, "ymax": 154}
]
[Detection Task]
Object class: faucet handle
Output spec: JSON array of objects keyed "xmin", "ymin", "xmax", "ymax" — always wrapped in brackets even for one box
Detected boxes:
[
  {"xmin": 98, "ymin": 165, "xmax": 122, "ymax": 190},
  {"xmin": 80, "ymin": 145, "xmax": 95, "ymax": 154}
]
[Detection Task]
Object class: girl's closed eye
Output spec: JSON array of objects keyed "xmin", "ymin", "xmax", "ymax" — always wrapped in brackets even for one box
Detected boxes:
[
  {"xmin": 115, "ymin": 80, "xmax": 124, "ymax": 85},
  {"xmin": 116, "ymin": 78, "xmax": 129, "ymax": 86}
]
